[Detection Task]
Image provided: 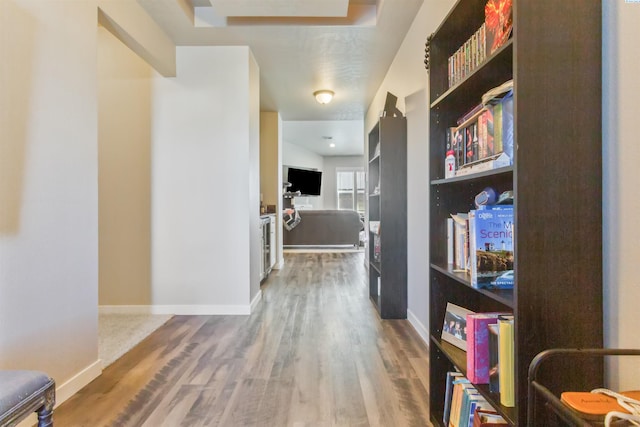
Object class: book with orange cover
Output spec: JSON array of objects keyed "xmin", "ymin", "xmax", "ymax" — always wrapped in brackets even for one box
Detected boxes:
[{"xmin": 560, "ymin": 390, "xmax": 640, "ymax": 421}]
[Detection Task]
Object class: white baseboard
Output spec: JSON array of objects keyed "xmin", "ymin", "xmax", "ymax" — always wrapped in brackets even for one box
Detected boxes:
[
  {"xmin": 407, "ymin": 309, "xmax": 430, "ymax": 347},
  {"xmin": 273, "ymin": 258, "xmax": 285, "ymax": 269},
  {"xmin": 149, "ymin": 305, "xmax": 251, "ymax": 315},
  {"xmin": 18, "ymin": 359, "xmax": 103, "ymax": 427},
  {"xmin": 99, "ymin": 305, "xmax": 154, "ymax": 314},
  {"xmin": 250, "ymin": 290, "xmax": 262, "ymax": 313},
  {"xmin": 55, "ymin": 359, "xmax": 103, "ymax": 404},
  {"xmin": 99, "ymin": 304, "xmax": 252, "ymax": 315}
]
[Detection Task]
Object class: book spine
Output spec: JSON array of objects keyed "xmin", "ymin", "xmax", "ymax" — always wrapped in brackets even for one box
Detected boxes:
[
  {"xmin": 447, "ymin": 218, "xmax": 454, "ymax": 265},
  {"xmin": 443, "ymin": 371, "xmax": 463, "ymax": 426},
  {"xmin": 498, "ymin": 315, "xmax": 515, "ymax": 407},
  {"xmin": 488, "ymin": 323, "xmax": 500, "ymax": 393},
  {"xmin": 466, "ymin": 314, "xmax": 477, "ymax": 382},
  {"xmin": 493, "ymin": 103, "xmax": 503, "ymax": 154}
]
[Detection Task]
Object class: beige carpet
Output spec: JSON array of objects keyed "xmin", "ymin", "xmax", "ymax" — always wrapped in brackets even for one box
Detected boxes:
[{"xmin": 98, "ymin": 313, "xmax": 173, "ymax": 368}]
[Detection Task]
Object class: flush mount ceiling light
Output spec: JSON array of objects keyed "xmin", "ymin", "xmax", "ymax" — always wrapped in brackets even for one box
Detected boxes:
[{"xmin": 314, "ymin": 90, "xmax": 334, "ymax": 104}]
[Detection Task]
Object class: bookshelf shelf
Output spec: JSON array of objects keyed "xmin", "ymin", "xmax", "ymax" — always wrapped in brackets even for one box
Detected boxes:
[
  {"xmin": 431, "ymin": 40, "xmax": 513, "ymax": 109},
  {"xmin": 430, "ymin": 165, "xmax": 512, "ymax": 185},
  {"xmin": 368, "ymin": 117, "xmax": 407, "ymax": 319},
  {"xmin": 427, "ymin": 0, "xmax": 602, "ymax": 425},
  {"xmin": 430, "ymin": 336, "xmax": 518, "ymax": 425},
  {"xmin": 430, "ymin": 264, "xmax": 514, "ymax": 308}
]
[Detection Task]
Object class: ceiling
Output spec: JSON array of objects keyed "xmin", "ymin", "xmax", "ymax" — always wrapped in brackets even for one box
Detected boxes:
[{"xmin": 138, "ymin": 0, "xmax": 424, "ymax": 155}]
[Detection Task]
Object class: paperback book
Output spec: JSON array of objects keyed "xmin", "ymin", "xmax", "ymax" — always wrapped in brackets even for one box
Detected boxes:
[{"xmin": 468, "ymin": 206, "xmax": 514, "ymax": 288}]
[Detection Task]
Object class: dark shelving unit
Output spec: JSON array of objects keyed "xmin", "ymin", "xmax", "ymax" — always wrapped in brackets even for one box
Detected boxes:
[
  {"xmin": 368, "ymin": 116, "xmax": 407, "ymax": 319},
  {"xmin": 428, "ymin": 0, "xmax": 603, "ymax": 425}
]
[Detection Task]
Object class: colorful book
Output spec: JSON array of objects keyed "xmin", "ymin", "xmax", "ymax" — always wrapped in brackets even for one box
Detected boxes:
[
  {"xmin": 451, "ymin": 213, "xmax": 469, "ymax": 270},
  {"xmin": 488, "ymin": 323, "xmax": 500, "ymax": 393},
  {"xmin": 466, "ymin": 313, "xmax": 506, "ymax": 383},
  {"xmin": 450, "ymin": 380, "xmax": 473, "ymax": 427},
  {"xmin": 498, "ymin": 315, "xmax": 515, "ymax": 407},
  {"xmin": 453, "ymin": 127, "xmax": 466, "ymax": 168},
  {"xmin": 473, "ymin": 409, "xmax": 508, "ymax": 427},
  {"xmin": 466, "ymin": 397, "xmax": 492, "ymax": 427},
  {"xmin": 485, "ymin": 0, "xmax": 513, "ymax": 55},
  {"xmin": 501, "ymin": 91, "xmax": 514, "ymax": 164},
  {"xmin": 443, "ymin": 371, "xmax": 464, "ymax": 427},
  {"xmin": 468, "ymin": 206, "xmax": 514, "ymax": 289}
]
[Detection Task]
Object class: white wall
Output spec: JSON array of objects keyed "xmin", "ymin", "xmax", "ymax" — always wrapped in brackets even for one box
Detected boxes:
[
  {"xmin": 603, "ymin": 0, "xmax": 640, "ymax": 390},
  {"xmin": 152, "ymin": 46, "xmax": 259, "ymax": 314},
  {"xmin": 98, "ymin": 25, "xmax": 152, "ymax": 306},
  {"xmin": 322, "ymin": 156, "xmax": 365, "ymax": 210},
  {"xmin": 365, "ymin": 0, "xmax": 455, "ymax": 338},
  {"xmin": 248, "ymin": 52, "xmax": 261, "ymax": 302},
  {"xmin": 260, "ymin": 112, "xmax": 284, "ymax": 268},
  {"xmin": 0, "ymin": 0, "xmax": 101, "ymax": 400},
  {"xmin": 283, "ymin": 142, "xmax": 324, "ymax": 209}
]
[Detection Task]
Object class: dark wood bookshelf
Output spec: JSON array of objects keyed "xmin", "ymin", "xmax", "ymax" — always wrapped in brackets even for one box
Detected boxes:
[
  {"xmin": 428, "ymin": 0, "xmax": 603, "ymax": 425},
  {"xmin": 368, "ymin": 117, "xmax": 407, "ymax": 319}
]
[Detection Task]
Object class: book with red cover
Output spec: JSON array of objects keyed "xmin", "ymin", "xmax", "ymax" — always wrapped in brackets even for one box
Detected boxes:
[
  {"xmin": 485, "ymin": 0, "xmax": 513, "ymax": 56},
  {"xmin": 472, "ymin": 409, "xmax": 508, "ymax": 427},
  {"xmin": 466, "ymin": 313, "xmax": 505, "ymax": 383}
]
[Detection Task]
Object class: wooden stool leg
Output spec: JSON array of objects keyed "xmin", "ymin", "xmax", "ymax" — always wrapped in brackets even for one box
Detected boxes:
[
  {"xmin": 37, "ymin": 385, "xmax": 55, "ymax": 427},
  {"xmin": 37, "ymin": 407, "xmax": 53, "ymax": 427}
]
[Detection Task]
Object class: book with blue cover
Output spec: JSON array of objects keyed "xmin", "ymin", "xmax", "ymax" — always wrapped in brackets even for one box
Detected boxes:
[{"xmin": 468, "ymin": 206, "xmax": 514, "ymax": 289}]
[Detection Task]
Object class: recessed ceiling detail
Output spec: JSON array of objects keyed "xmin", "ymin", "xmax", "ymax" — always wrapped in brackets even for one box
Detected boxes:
[{"xmin": 208, "ymin": 0, "xmax": 349, "ymax": 17}]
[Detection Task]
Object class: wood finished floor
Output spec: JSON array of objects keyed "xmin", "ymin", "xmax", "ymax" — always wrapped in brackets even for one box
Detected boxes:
[{"xmin": 55, "ymin": 253, "xmax": 431, "ymax": 426}]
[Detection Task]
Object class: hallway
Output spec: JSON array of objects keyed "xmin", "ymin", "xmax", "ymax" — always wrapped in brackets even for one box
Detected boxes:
[{"xmin": 55, "ymin": 253, "xmax": 431, "ymax": 426}]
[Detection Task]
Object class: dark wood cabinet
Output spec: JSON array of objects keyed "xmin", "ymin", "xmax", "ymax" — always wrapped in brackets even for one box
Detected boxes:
[
  {"xmin": 368, "ymin": 117, "xmax": 407, "ymax": 319},
  {"xmin": 428, "ymin": 0, "xmax": 602, "ymax": 425}
]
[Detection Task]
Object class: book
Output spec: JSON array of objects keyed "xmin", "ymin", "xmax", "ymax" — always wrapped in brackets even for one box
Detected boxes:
[
  {"xmin": 453, "ymin": 127, "xmax": 465, "ymax": 169},
  {"xmin": 485, "ymin": 0, "xmax": 513, "ymax": 56},
  {"xmin": 488, "ymin": 323, "xmax": 500, "ymax": 393},
  {"xmin": 457, "ymin": 103, "xmax": 484, "ymax": 126},
  {"xmin": 450, "ymin": 380, "xmax": 474, "ymax": 427},
  {"xmin": 498, "ymin": 314, "xmax": 515, "ymax": 407},
  {"xmin": 466, "ymin": 313, "xmax": 506, "ymax": 383},
  {"xmin": 447, "ymin": 218, "xmax": 454, "ymax": 265},
  {"xmin": 373, "ymin": 234, "xmax": 381, "ymax": 262},
  {"xmin": 443, "ymin": 371, "xmax": 464, "ymax": 427},
  {"xmin": 472, "ymin": 409, "xmax": 508, "ymax": 427},
  {"xmin": 468, "ymin": 206, "xmax": 514, "ymax": 289},
  {"xmin": 466, "ymin": 396, "xmax": 492, "ymax": 427},
  {"xmin": 481, "ymin": 80, "xmax": 514, "ymax": 106},
  {"xmin": 451, "ymin": 213, "xmax": 469, "ymax": 271},
  {"xmin": 500, "ymin": 91, "xmax": 514, "ymax": 164},
  {"xmin": 455, "ymin": 152, "xmax": 510, "ymax": 177}
]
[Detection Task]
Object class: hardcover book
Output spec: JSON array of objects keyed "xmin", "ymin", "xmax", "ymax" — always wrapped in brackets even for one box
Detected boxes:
[
  {"xmin": 468, "ymin": 206, "xmax": 514, "ymax": 288},
  {"xmin": 453, "ymin": 127, "xmax": 466, "ymax": 169},
  {"xmin": 488, "ymin": 323, "xmax": 500, "ymax": 393},
  {"xmin": 498, "ymin": 315, "xmax": 515, "ymax": 407},
  {"xmin": 466, "ymin": 313, "xmax": 506, "ymax": 384},
  {"xmin": 473, "ymin": 409, "xmax": 508, "ymax": 427},
  {"xmin": 485, "ymin": 0, "xmax": 513, "ymax": 55}
]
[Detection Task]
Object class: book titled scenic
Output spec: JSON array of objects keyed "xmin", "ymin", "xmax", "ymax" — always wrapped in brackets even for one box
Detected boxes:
[
  {"xmin": 466, "ymin": 313, "xmax": 506, "ymax": 384},
  {"xmin": 468, "ymin": 206, "xmax": 514, "ymax": 288}
]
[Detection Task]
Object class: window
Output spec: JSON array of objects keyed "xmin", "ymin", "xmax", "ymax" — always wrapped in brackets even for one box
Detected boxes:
[{"xmin": 337, "ymin": 169, "xmax": 365, "ymax": 214}]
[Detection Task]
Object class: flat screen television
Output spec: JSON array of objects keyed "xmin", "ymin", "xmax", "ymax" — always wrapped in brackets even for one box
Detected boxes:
[{"xmin": 287, "ymin": 167, "xmax": 322, "ymax": 196}]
